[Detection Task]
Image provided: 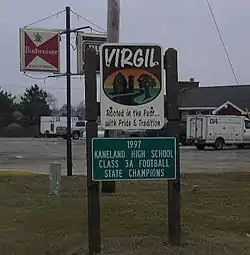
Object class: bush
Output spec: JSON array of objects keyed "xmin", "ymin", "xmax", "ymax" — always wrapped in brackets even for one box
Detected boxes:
[{"xmin": 0, "ymin": 125, "xmax": 39, "ymax": 137}]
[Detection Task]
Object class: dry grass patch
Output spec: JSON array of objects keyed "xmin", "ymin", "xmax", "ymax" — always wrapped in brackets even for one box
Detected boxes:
[{"xmin": 0, "ymin": 172, "xmax": 249, "ymax": 254}]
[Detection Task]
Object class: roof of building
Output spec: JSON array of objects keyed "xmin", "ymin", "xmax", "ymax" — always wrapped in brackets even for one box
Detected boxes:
[{"xmin": 178, "ymin": 85, "xmax": 250, "ymax": 110}]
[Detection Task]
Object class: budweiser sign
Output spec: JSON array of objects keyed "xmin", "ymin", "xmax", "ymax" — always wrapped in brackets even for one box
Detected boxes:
[{"xmin": 20, "ymin": 28, "xmax": 60, "ymax": 73}]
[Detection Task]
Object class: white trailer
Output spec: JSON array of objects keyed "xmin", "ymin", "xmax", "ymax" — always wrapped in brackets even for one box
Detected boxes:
[
  {"xmin": 40, "ymin": 116, "xmax": 79, "ymax": 137},
  {"xmin": 186, "ymin": 115, "xmax": 250, "ymax": 150}
]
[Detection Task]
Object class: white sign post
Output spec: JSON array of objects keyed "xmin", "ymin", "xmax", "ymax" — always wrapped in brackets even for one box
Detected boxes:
[{"xmin": 100, "ymin": 43, "xmax": 164, "ymax": 130}]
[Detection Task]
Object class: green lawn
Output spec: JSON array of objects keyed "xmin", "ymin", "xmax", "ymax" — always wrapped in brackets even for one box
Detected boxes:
[{"xmin": 0, "ymin": 172, "xmax": 249, "ymax": 254}]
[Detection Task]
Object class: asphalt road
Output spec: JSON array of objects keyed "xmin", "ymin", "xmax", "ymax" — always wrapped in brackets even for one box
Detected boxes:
[{"xmin": 0, "ymin": 138, "xmax": 250, "ymax": 175}]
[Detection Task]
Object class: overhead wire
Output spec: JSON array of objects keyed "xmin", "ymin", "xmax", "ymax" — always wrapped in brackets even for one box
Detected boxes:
[
  {"xmin": 17, "ymin": 4, "xmax": 242, "ymax": 88},
  {"xmin": 0, "ymin": 83, "xmax": 84, "ymax": 91},
  {"xmin": 70, "ymin": 9, "xmax": 106, "ymax": 34},
  {"xmin": 20, "ymin": 8, "xmax": 105, "ymax": 82},
  {"xmin": 206, "ymin": 0, "xmax": 239, "ymax": 85},
  {"xmin": 15, "ymin": 7, "xmax": 104, "ymax": 93},
  {"xmin": 23, "ymin": 9, "xmax": 65, "ymax": 28}
]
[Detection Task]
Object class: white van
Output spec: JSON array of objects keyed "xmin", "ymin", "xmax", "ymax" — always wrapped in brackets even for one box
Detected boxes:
[
  {"xmin": 186, "ymin": 115, "xmax": 250, "ymax": 150},
  {"xmin": 40, "ymin": 116, "xmax": 78, "ymax": 137}
]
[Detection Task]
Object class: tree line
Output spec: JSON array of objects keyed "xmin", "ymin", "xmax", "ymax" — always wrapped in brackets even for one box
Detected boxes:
[{"xmin": 0, "ymin": 84, "xmax": 85, "ymax": 132}]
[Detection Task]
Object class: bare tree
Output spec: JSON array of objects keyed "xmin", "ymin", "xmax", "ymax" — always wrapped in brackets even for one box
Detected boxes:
[
  {"xmin": 76, "ymin": 101, "xmax": 85, "ymax": 119},
  {"xmin": 46, "ymin": 93, "xmax": 58, "ymax": 111}
]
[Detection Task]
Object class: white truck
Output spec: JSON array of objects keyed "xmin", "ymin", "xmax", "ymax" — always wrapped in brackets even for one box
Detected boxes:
[
  {"xmin": 71, "ymin": 121, "xmax": 87, "ymax": 139},
  {"xmin": 72, "ymin": 122, "xmax": 105, "ymax": 139},
  {"xmin": 186, "ymin": 115, "xmax": 250, "ymax": 150},
  {"xmin": 40, "ymin": 116, "xmax": 79, "ymax": 137}
]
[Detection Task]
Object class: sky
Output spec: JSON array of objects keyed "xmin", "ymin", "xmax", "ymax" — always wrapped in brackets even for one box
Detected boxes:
[{"xmin": 1, "ymin": 0, "xmax": 250, "ymax": 107}]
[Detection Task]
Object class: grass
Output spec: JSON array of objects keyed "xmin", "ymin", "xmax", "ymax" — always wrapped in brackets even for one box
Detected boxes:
[
  {"xmin": 0, "ymin": 173, "xmax": 250, "ymax": 254},
  {"xmin": 0, "ymin": 170, "xmax": 41, "ymax": 176}
]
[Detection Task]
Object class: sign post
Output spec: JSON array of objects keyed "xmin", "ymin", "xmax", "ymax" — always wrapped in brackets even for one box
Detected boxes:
[
  {"xmin": 65, "ymin": 6, "xmax": 73, "ymax": 176},
  {"xmin": 85, "ymin": 48, "xmax": 101, "ymax": 254},
  {"xmin": 92, "ymin": 45, "xmax": 181, "ymax": 250},
  {"xmin": 92, "ymin": 137, "xmax": 176, "ymax": 181},
  {"xmin": 164, "ymin": 48, "xmax": 181, "ymax": 246},
  {"xmin": 100, "ymin": 44, "xmax": 165, "ymax": 130}
]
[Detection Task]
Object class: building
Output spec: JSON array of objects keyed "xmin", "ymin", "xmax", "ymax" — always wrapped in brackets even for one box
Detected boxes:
[
  {"xmin": 179, "ymin": 78, "xmax": 200, "ymax": 92},
  {"xmin": 164, "ymin": 78, "xmax": 199, "ymax": 119},
  {"xmin": 179, "ymin": 84, "xmax": 250, "ymax": 120},
  {"xmin": 98, "ymin": 77, "xmax": 250, "ymax": 121}
]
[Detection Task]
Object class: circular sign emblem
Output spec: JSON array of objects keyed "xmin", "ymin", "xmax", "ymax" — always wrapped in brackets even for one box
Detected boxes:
[{"xmin": 103, "ymin": 68, "xmax": 161, "ymax": 106}]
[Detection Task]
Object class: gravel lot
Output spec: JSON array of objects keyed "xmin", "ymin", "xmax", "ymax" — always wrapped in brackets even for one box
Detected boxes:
[{"xmin": 0, "ymin": 138, "xmax": 250, "ymax": 175}]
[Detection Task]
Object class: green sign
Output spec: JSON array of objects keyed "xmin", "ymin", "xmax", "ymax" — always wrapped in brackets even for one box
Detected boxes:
[{"xmin": 92, "ymin": 137, "xmax": 176, "ymax": 181}]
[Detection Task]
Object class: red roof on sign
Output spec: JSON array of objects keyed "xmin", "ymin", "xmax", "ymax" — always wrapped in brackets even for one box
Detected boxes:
[{"xmin": 25, "ymin": 33, "xmax": 59, "ymax": 69}]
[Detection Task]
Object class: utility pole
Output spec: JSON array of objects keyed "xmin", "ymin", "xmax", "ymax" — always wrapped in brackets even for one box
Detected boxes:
[
  {"xmin": 101, "ymin": 0, "xmax": 120, "ymax": 193},
  {"xmin": 65, "ymin": 6, "xmax": 72, "ymax": 176}
]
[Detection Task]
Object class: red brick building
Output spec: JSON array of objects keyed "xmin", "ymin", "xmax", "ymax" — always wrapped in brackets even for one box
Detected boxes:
[{"xmin": 212, "ymin": 101, "xmax": 245, "ymax": 116}]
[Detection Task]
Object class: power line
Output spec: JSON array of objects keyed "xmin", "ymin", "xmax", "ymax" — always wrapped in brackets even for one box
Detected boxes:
[
  {"xmin": 22, "ymin": 72, "xmax": 87, "ymax": 82},
  {"xmin": 0, "ymin": 85, "xmax": 84, "ymax": 91},
  {"xmin": 22, "ymin": 8, "xmax": 105, "ymax": 35},
  {"xmin": 206, "ymin": 0, "xmax": 239, "ymax": 85},
  {"xmin": 17, "ymin": 8, "xmax": 104, "ymax": 92},
  {"xmin": 24, "ymin": 9, "xmax": 65, "ymax": 28},
  {"xmin": 23, "ymin": 8, "xmax": 106, "ymax": 35},
  {"xmin": 70, "ymin": 9, "xmax": 106, "ymax": 33},
  {"xmin": 0, "ymin": 82, "xmax": 85, "ymax": 91}
]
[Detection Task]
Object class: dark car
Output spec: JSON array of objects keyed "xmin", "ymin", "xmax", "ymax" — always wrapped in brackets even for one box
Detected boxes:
[{"xmin": 144, "ymin": 122, "xmax": 190, "ymax": 145}]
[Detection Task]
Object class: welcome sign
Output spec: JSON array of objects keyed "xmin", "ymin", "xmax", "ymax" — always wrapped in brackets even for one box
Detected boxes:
[{"xmin": 100, "ymin": 44, "xmax": 164, "ymax": 130}]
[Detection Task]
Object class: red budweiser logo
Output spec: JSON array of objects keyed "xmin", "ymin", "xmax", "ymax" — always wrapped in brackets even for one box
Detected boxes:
[{"xmin": 25, "ymin": 32, "xmax": 59, "ymax": 69}]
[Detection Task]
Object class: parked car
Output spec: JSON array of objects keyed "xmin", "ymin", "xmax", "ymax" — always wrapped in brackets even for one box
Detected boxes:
[
  {"xmin": 71, "ymin": 121, "xmax": 86, "ymax": 140},
  {"xmin": 179, "ymin": 122, "xmax": 189, "ymax": 145},
  {"xmin": 82, "ymin": 125, "xmax": 105, "ymax": 138},
  {"xmin": 57, "ymin": 121, "xmax": 86, "ymax": 140},
  {"xmin": 59, "ymin": 122, "xmax": 105, "ymax": 140},
  {"xmin": 97, "ymin": 126, "xmax": 105, "ymax": 137},
  {"xmin": 144, "ymin": 122, "xmax": 190, "ymax": 145},
  {"xmin": 120, "ymin": 130, "xmax": 145, "ymax": 137},
  {"xmin": 40, "ymin": 116, "xmax": 78, "ymax": 137}
]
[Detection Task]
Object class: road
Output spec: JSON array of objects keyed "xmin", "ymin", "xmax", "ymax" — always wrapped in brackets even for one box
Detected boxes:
[{"xmin": 0, "ymin": 138, "xmax": 250, "ymax": 175}]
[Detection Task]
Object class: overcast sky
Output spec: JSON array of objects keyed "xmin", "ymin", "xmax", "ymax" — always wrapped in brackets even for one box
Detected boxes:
[{"xmin": 1, "ymin": 0, "xmax": 250, "ymax": 107}]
